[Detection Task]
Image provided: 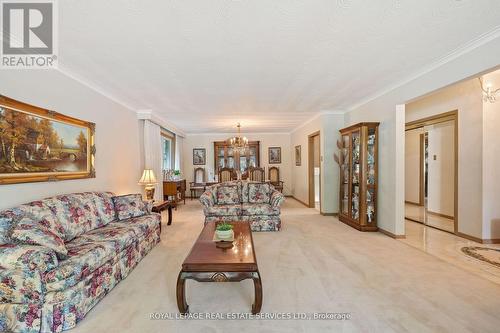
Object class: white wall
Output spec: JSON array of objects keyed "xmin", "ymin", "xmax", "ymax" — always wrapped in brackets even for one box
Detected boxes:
[
  {"xmin": 406, "ymin": 80, "xmax": 482, "ymax": 237},
  {"xmin": 482, "ymin": 69, "xmax": 500, "ymax": 239},
  {"xmin": 405, "ymin": 128, "xmax": 422, "ymax": 204},
  {"xmin": 345, "ymin": 34, "xmax": 500, "ymax": 237},
  {"xmin": 426, "ymin": 121, "xmax": 455, "ymax": 217},
  {"xmin": 0, "ymin": 70, "xmax": 142, "ymax": 209},
  {"xmin": 290, "ymin": 113, "xmax": 344, "ymax": 214},
  {"xmin": 182, "ymin": 133, "xmax": 292, "ymax": 195}
]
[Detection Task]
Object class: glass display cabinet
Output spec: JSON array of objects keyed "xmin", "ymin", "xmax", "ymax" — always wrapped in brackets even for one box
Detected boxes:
[
  {"xmin": 338, "ymin": 122, "xmax": 379, "ymax": 231},
  {"xmin": 214, "ymin": 141, "xmax": 260, "ymax": 174}
]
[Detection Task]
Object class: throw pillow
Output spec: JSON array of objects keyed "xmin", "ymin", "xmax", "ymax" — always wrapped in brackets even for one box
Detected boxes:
[
  {"xmin": 112, "ymin": 194, "xmax": 148, "ymax": 221},
  {"xmin": 9, "ymin": 206, "xmax": 68, "ymax": 257},
  {"xmin": 248, "ymin": 183, "xmax": 271, "ymax": 204},
  {"xmin": 216, "ymin": 185, "xmax": 240, "ymax": 205}
]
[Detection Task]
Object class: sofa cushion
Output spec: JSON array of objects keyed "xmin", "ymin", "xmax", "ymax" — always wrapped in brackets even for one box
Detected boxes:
[
  {"xmin": 204, "ymin": 204, "xmax": 241, "ymax": 217},
  {"xmin": 91, "ymin": 192, "xmax": 116, "ymax": 224},
  {"xmin": 113, "ymin": 214, "xmax": 160, "ymax": 239},
  {"xmin": 0, "ymin": 206, "xmax": 31, "ymax": 245},
  {"xmin": 71, "ymin": 224, "xmax": 137, "ymax": 253},
  {"xmin": 112, "ymin": 194, "xmax": 147, "ymax": 221},
  {"xmin": 241, "ymin": 203, "xmax": 279, "ymax": 216},
  {"xmin": 9, "ymin": 201, "xmax": 67, "ymax": 256},
  {"xmin": 44, "ymin": 241, "xmax": 115, "ymax": 292},
  {"xmin": 42, "ymin": 193, "xmax": 103, "ymax": 241},
  {"xmin": 248, "ymin": 183, "xmax": 271, "ymax": 204},
  {"xmin": 216, "ymin": 185, "xmax": 240, "ymax": 205}
]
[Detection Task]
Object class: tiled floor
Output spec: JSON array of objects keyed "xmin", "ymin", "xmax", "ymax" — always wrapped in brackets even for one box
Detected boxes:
[
  {"xmin": 69, "ymin": 199, "xmax": 500, "ymax": 333},
  {"xmin": 401, "ymin": 219, "xmax": 500, "ymax": 285},
  {"xmin": 405, "ymin": 203, "xmax": 454, "ymax": 233}
]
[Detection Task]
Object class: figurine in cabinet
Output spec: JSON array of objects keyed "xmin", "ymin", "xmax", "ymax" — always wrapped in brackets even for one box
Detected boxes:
[{"xmin": 337, "ymin": 122, "xmax": 379, "ymax": 231}]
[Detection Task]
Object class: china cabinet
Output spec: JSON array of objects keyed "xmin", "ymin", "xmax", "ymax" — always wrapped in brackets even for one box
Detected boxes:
[
  {"xmin": 213, "ymin": 141, "xmax": 260, "ymax": 174},
  {"xmin": 338, "ymin": 122, "xmax": 379, "ymax": 231}
]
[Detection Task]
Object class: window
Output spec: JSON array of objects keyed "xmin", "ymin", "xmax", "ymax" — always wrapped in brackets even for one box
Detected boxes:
[{"xmin": 161, "ymin": 131, "xmax": 175, "ymax": 171}]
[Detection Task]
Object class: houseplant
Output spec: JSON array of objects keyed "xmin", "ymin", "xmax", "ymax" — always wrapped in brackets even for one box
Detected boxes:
[{"xmin": 216, "ymin": 222, "xmax": 234, "ymax": 240}]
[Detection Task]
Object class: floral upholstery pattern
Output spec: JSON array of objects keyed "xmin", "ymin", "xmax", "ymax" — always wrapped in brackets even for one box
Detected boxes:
[
  {"xmin": 10, "ymin": 216, "xmax": 67, "ymax": 257},
  {"xmin": 204, "ymin": 204, "xmax": 242, "ymax": 217},
  {"xmin": 241, "ymin": 203, "xmax": 280, "ymax": 216},
  {"xmin": 91, "ymin": 192, "xmax": 116, "ymax": 225},
  {"xmin": 42, "ymin": 193, "xmax": 103, "ymax": 242},
  {"xmin": 0, "ymin": 303, "xmax": 41, "ymax": 333},
  {"xmin": 200, "ymin": 181, "xmax": 284, "ymax": 231},
  {"xmin": 112, "ymin": 194, "xmax": 147, "ymax": 221},
  {"xmin": 0, "ymin": 244, "xmax": 58, "ymax": 273},
  {"xmin": 248, "ymin": 183, "xmax": 271, "ymax": 204},
  {"xmin": 216, "ymin": 185, "xmax": 240, "ymax": 205},
  {"xmin": 0, "ymin": 191, "xmax": 161, "ymax": 333}
]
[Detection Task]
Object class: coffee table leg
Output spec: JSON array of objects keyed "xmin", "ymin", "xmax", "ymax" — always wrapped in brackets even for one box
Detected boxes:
[
  {"xmin": 167, "ymin": 206, "xmax": 173, "ymax": 225},
  {"xmin": 252, "ymin": 271, "xmax": 263, "ymax": 314},
  {"xmin": 176, "ymin": 271, "xmax": 189, "ymax": 313}
]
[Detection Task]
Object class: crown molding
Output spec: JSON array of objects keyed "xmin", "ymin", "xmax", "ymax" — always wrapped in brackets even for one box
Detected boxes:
[
  {"xmin": 137, "ymin": 110, "xmax": 186, "ymax": 137},
  {"xmin": 347, "ymin": 25, "xmax": 500, "ymax": 111},
  {"xmin": 290, "ymin": 110, "xmax": 345, "ymax": 134}
]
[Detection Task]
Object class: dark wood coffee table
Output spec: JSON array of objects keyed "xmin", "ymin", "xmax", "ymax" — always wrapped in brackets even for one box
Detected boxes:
[{"xmin": 176, "ymin": 221, "xmax": 262, "ymax": 314}]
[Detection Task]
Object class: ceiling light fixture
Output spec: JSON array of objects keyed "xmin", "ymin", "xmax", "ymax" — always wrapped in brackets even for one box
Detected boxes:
[
  {"xmin": 228, "ymin": 123, "xmax": 248, "ymax": 154},
  {"xmin": 479, "ymin": 77, "xmax": 500, "ymax": 103}
]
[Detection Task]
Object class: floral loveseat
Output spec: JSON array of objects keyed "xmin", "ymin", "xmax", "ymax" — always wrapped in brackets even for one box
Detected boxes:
[
  {"xmin": 200, "ymin": 181, "xmax": 285, "ymax": 231},
  {"xmin": 0, "ymin": 192, "xmax": 161, "ymax": 333}
]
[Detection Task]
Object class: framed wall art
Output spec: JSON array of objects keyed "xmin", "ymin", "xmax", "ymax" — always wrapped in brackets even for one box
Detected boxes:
[
  {"xmin": 268, "ymin": 146, "xmax": 281, "ymax": 164},
  {"xmin": 295, "ymin": 145, "xmax": 301, "ymax": 166},
  {"xmin": 0, "ymin": 95, "xmax": 95, "ymax": 184},
  {"xmin": 193, "ymin": 148, "xmax": 206, "ymax": 165}
]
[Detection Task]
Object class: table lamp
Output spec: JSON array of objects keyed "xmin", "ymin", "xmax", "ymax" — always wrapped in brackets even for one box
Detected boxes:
[{"xmin": 138, "ymin": 169, "xmax": 157, "ymax": 200}]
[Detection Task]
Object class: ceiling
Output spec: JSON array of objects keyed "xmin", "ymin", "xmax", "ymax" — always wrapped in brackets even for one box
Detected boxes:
[{"xmin": 58, "ymin": 0, "xmax": 500, "ymax": 133}]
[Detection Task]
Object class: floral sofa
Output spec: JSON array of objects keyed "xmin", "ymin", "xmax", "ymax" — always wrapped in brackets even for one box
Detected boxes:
[
  {"xmin": 200, "ymin": 181, "xmax": 285, "ymax": 231},
  {"xmin": 0, "ymin": 192, "xmax": 161, "ymax": 333}
]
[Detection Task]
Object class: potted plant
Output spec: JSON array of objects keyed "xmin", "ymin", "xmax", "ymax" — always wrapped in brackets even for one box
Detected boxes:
[{"xmin": 215, "ymin": 222, "xmax": 234, "ymax": 240}]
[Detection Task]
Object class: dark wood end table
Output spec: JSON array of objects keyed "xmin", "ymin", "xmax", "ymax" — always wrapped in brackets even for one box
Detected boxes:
[
  {"xmin": 151, "ymin": 201, "xmax": 175, "ymax": 232},
  {"xmin": 176, "ymin": 221, "xmax": 262, "ymax": 314}
]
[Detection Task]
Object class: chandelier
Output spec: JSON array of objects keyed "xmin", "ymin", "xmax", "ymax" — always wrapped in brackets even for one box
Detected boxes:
[
  {"xmin": 479, "ymin": 77, "xmax": 500, "ymax": 103},
  {"xmin": 228, "ymin": 123, "xmax": 249, "ymax": 153}
]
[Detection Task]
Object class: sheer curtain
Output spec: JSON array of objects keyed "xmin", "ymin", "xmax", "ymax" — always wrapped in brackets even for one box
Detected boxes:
[
  {"xmin": 143, "ymin": 120, "xmax": 163, "ymax": 201},
  {"xmin": 175, "ymin": 134, "xmax": 183, "ymax": 173}
]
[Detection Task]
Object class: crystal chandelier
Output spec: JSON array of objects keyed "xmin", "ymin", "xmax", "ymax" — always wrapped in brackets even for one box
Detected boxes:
[
  {"xmin": 228, "ymin": 123, "xmax": 248, "ymax": 154},
  {"xmin": 479, "ymin": 77, "xmax": 500, "ymax": 103}
]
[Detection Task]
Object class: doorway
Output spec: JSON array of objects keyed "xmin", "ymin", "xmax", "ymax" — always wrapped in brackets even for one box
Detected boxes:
[
  {"xmin": 405, "ymin": 111, "xmax": 457, "ymax": 233},
  {"xmin": 308, "ymin": 132, "xmax": 321, "ymax": 211}
]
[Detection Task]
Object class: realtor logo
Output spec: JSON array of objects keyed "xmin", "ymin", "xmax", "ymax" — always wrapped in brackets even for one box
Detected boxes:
[{"xmin": 1, "ymin": 0, "xmax": 58, "ymax": 68}]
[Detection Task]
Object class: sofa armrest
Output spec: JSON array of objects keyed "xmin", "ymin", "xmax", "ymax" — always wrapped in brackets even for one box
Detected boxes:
[
  {"xmin": 143, "ymin": 200, "xmax": 153, "ymax": 214},
  {"xmin": 0, "ymin": 268, "xmax": 44, "ymax": 304},
  {"xmin": 0, "ymin": 244, "xmax": 58, "ymax": 273},
  {"xmin": 199, "ymin": 191, "xmax": 215, "ymax": 207},
  {"xmin": 270, "ymin": 190, "xmax": 285, "ymax": 208}
]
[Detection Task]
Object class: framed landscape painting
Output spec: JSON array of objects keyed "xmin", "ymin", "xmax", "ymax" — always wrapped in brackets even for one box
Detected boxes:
[
  {"xmin": 268, "ymin": 147, "xmax": 281, "ymax": 164},
  {"xmin": 193, "ymin": 148, "xmax": 206, "ymax": 165},
  {"xmin": 0, "ymin": 95, "xmax": 95, "ymax": 184},
  {"xmin": 295, "ymin": 145, "xmax": 301, "ymax": 166}
]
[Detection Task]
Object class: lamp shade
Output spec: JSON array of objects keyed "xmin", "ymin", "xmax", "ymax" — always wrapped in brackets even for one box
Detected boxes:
[{"xmin": 138, "ymin": 169, "xmax": 157, "ymax": 185}]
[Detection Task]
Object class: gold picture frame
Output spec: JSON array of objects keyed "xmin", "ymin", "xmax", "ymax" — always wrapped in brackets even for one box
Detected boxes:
[{"xmin": 0, "ymin": 95, "xmax": 95, "ymax": 185}]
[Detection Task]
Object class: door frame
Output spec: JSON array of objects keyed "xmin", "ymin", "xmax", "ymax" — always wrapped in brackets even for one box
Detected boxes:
[
  {"xmin": 308, "ymin": 131, "xmax": 321, "ymax": 209},
  {"xmin": 405, "ymin": 110, "xmax": 458, "ymax": 234}
]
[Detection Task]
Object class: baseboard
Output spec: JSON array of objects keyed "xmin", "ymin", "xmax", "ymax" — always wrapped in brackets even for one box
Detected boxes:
[
  {"xmin": 456, "ymin": 232, "xmax": 500, "ymax": 244},
  {"xmin": 292, "ymin": 196, "xmax": 309, "ymax": 207},
  {"xmin": 405, "ymin": 200, "xmax": 422, "ymax": 206},
  {"xmin": 426, "ymin": 210, "xmax": 454, "ymax": 220},
  {"xmin": 320, "ymin": 212, "xmax": 338, "ymax": 216},
  {"xmin": 378, "ymin": 228, "xmax": 406, "ymax": 239}
]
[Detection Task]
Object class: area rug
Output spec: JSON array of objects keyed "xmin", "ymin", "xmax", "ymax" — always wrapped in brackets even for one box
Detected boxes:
[{"xmin": 461, "ymin": 247, "xmax": 500, "ymax": 268}]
